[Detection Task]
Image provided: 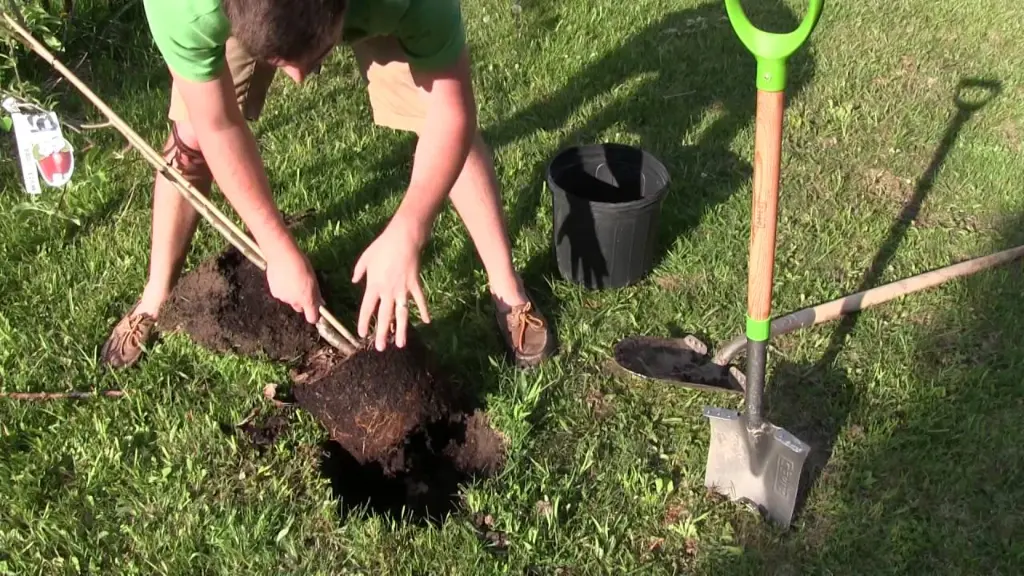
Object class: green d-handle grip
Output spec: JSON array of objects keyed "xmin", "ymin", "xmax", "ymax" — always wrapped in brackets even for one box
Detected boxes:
[{"xmin": 724, "ymin": 0, "xmax": 824, "ymax": 92}]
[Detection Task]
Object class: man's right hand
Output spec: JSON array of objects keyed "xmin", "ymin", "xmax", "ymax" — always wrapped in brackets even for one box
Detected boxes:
[{"xmin": 265, "ymin": 237, "xmax": 323, "ymax": 325}]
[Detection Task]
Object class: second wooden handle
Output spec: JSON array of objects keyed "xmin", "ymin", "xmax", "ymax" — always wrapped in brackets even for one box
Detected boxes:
[{"xmin": 747, "ymin": 90, "xmax": 785, "ymax": 322}]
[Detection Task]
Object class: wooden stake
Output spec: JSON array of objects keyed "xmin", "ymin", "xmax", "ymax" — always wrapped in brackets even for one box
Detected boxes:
[{"xmin": 0, "ymin": 390, "xmax": 125, "ymax": 401}]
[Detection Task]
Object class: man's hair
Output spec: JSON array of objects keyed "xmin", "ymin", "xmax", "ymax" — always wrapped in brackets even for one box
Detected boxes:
[{"xmin": 223, "ymin": 0, "xmax": 347, "ymax": 63}]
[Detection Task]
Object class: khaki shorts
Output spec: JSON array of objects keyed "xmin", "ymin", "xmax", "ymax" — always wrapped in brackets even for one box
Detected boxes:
[{"xmin": 168, "ymin": 36, "xmax": 432, "ymax": 133}]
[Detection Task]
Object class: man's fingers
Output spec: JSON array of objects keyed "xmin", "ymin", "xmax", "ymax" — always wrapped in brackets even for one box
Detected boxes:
[
  {"xmin": 358, "ymin": 290, "xmax": 379, "ymax": 339},
  {"xmin": 410, "ymin": 280, "xmax": 430, "ymax": 324},
  {"xmin": 394, "ymin": 294, "xmax": 409, "ymax": 348},
  {"xmin": 375, "ymin": 296, "xmax": 394, "ymax": 352},
  {"xmin": 304, "ymin": 299, "xmax": 319, "ymax": 324},
  {"xmin": 351, "ymin": 252, "xmax": 367, "ymax": 284}
]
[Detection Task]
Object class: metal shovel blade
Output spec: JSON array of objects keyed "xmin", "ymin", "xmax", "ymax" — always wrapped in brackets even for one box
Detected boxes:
[
  {"xmin": 703, "ymin": 406, "xmax": 811, "ymax": 528},
  {"xmin": 613, "ymin": 335, "xmax": 746, "ymax": 394}
]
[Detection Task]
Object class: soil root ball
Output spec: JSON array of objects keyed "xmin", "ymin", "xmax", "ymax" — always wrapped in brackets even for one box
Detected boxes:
[
  {"xmin": 158, "ymin": 244, "xmax": 501, "ymax": 489},
  {"xmin": 291, "ymin": 329, "xmax": 458, "ymax": 472}
]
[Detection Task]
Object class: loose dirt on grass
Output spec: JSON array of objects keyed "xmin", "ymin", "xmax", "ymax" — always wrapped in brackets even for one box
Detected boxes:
[
  {"xmin": 160, "ymin": 247, "xmax": 321, "ymax": 361},
  {"xmin": 161, "ymin": 245, "xmax": 507, "ymax": 521},
  {"xmin": 863, "ymin": 167, "xmax": 913, "ymax": 204}
]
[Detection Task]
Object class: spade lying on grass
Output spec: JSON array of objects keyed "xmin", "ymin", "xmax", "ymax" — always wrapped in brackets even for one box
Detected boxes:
[{"xmin": 160, "ymin": 245, "xmax": 508, "ymax": 514}]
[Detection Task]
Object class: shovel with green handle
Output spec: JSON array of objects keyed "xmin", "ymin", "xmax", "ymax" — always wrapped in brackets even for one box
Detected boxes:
[{"xmin": 702, "ymin": 0, "xmax": 823, "ymax": 529}]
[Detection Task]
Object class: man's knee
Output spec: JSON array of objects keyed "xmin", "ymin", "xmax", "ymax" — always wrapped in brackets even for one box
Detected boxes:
[{"xmin": 162, "ymin": 121, "xmax": 211, "ymax": 184}]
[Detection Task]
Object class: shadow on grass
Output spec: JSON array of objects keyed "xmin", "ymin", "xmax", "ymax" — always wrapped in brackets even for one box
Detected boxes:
[
  {"xmin": 700, "ymin": 78, "xmax": 1019, "ymax": 573},
  {"xmin": 304, "ymin": 0, "xmax": 815, "ymax": 384},
  {"xmin": 458, "ymin": 0, "xmax": 812, "ymax": 300},
  {"xmin": 33, "ymin": 0, "xmax": 168, "ymax": 130},
  {"xmin": 764, "ymin": 77, "xmax": 1004, "ymax": 521}
]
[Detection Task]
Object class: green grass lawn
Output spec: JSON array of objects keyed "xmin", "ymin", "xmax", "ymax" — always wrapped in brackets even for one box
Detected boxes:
[{"xmin": 3, "ymin": 0, "xmax": 1024, "ymax": 573}]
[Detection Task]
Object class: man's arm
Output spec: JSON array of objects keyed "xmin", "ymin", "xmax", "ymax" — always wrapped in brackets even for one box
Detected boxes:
[
  {"xmin": 171, "ymin": 68, "xmax": 323, "ymax": 322},
  {"xmin": 171, "ymin": 69, "xmax": 295, "ymax": 253},
  {"xmin": 351, "ymin": 46, "xmax": 478, "ymax": 348},
  {"xmin": 390, "ymin": 46, "xmax": 477, "ymax": 242}
]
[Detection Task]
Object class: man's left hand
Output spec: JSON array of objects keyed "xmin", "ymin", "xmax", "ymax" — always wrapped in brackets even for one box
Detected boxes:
[
  {"xmin": 352, "ymin": 47, "xmax": 477, "ymax": 352},
  {"xmin": 352, "ymin": 215, "xmax": 431, "ymax": 351}
]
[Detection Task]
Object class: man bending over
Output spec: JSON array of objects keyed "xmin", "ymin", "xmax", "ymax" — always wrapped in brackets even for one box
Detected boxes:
[{"xmin": 101, "ymin": 0, "xmax": 555, "ymax": 368}]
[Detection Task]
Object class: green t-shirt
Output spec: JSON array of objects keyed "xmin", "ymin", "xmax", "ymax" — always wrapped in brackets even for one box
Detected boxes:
[{"xmin": 142, "ymin": 0, "xmax": 466, "ymax": 83}]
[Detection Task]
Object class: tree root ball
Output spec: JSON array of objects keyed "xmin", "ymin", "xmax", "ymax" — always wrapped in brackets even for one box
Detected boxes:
[
  {"xmin": 158, "ymin": 244, "xmax": 503, "ymax": 485},
  {"xmin": 290, "ymin": 331, "xmax": 458, "ymax": 473}
]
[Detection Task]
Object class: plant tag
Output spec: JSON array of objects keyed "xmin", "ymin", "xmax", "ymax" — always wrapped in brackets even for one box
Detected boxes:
[{"xmin": 1, "ymin": 97, "xmax": 75, "ymax": 194}]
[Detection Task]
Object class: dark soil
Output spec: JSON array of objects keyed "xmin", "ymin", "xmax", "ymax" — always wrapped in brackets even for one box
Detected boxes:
[
  {"xmin": 160, "ymin": 247, "xmax": 322, "ymax": 361},
  {"xmin": 471, "ymin": 511, "xmax": 511, "ymax": 553},
  {"xmin": 291, "ymin": 330, "xmax": 460, "ymax": 472},
  {"xmin": 238, "ymin": 412, "xmax": 291, "ymax": 450},
  {"xmin": 320, "ymin": 410, "xmax": 506, "ymax": 524},
  {"xmin": 220, "ymin": 408, "xmax": 293, "ymax": 454}
]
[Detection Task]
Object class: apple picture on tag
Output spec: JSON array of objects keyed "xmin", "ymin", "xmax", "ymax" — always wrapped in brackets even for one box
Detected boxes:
[{"xmin": 32, "ymin": 137, "xmax": 75, "ymax": 187}]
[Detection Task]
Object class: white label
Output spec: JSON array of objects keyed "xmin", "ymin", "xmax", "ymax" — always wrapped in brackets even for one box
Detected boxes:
[{"xmin": 2, "ymin": 97, "xmax": 75, "ymax": 194}]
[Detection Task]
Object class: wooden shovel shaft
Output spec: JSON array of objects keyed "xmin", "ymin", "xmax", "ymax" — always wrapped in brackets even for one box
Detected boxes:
[
  {"xmin": 2, "ymin": 12, "xmax": 360, "ymax": 355},
  {"xmin": 713, "ymin": 242, "xmax": 1024, "ymax": 367},
  {"xmin": 747, "ymin": 90, "xmax": 785, "ymax": 322}
]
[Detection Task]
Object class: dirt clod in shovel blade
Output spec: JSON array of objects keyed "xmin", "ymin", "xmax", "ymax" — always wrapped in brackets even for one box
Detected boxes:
[
  {"xmin": 160, "ymin": 247, "xmax": 321, "ymax": 361},
  {"xmin": 291, "ymin": 330, "xmax": 457, "ymax": 473},
  {"xmin": 614, "ymin": 336, "xmax": 745, "ymax": 394}
]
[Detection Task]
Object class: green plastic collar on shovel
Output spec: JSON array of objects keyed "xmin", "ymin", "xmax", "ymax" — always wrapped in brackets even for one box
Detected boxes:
[{"xmin": 724, "ymin": 0, "xmax": 824, "ymax": 92}]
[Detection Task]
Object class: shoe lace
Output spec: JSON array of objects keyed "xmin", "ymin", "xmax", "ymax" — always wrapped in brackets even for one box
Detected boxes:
[
  {"xmin": 512, "ymin": 302, "xmax": 544, "ymax": 352},
  {"xmin": 116, "ymin": 314, "xmax": 152, "ymax": 357}
]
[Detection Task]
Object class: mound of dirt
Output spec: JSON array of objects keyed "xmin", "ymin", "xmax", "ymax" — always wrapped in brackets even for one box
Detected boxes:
[
  {"xmin": 160, "ymin": 247, "xmax": 322, "ymax": 361},
  {"xmin": 160, "ymin": 243, "xmax": 509, "ymax": 523},
  {"xmin": 290, "ymin": 329, "xmax": 458, "ymax": 472}
]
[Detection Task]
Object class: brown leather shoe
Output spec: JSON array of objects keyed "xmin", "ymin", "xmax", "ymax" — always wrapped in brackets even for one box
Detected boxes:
[
  {"xmin": 100, "ymin": 306, "xmax": 157, "ymax": 369},
  {"xmin": 495, "ymin": 301, "xmax": 556, "ymax": 368}
]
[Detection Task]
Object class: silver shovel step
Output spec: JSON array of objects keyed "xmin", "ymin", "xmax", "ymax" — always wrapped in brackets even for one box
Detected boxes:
[{"xmin": 703, "ymin": 406, "xmax": 811, "ymax": 528}]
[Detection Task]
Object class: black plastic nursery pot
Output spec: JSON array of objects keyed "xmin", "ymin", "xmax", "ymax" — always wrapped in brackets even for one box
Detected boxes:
[{"xmin": 547, "ymin": 143, "xmax": 670, "ymax": 290}]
